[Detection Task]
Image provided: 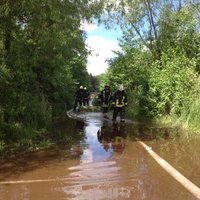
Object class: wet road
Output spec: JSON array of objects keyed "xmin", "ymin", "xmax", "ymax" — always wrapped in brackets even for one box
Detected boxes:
[{"xmin": 0, "ymin": 112, "xmax": 200, "ymax": 200}]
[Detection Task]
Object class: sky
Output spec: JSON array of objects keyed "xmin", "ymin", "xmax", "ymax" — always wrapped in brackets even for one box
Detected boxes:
[{"xmin": 81, "ymin": 22, "xmax": 122, "ymax": 76}]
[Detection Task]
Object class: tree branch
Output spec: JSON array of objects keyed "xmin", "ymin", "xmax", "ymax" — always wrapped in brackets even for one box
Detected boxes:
[{"xmin": 144, "ymin": 0, "xmax": 157, "ymax": 40}]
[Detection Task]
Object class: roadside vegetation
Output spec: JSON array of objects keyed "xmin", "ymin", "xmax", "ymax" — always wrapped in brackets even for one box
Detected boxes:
[
  {"xmin": 98, "ymin": 0, "xmax": 200, "ymax": 135},
  {"xmin": 0, "ymin": 0, "xmax": 102, "ymax": 154}
]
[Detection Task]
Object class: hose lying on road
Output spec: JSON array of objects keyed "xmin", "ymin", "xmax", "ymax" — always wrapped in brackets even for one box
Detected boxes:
[{"xmin": 139, "ymin": 141, "xmax": 200, "ymax": 200}]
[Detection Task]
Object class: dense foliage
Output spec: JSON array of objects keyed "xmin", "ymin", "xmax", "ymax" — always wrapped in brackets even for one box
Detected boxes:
[
  {"xmin": 100, "ymin": 0, "xmax": 200, "ymax": 131},
  {"xmin": 0, "ymin": 0, "xmax": 102, "ymax": 152},
  {"xmin": 1, "ymin": 0, "xmax": 200, "ymax": 153}
]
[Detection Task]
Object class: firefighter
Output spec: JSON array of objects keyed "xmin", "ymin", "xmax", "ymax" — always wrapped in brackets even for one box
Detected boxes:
[
  {"xmin": 112, "ymin": 84, "xmax": 127, "ymax": 122},
  {"xmin": 83, "ymin": 87, "xmax": 90, "ymax": 107},
  {"xmin": 99, "ymin": 85, "xmax": 112, "ymax": 113},
  {"xmin": 73, "ymin": 86, "xmax": 84, "ymax": 112}
]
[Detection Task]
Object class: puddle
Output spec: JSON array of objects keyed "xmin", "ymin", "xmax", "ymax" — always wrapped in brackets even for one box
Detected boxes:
[{"xmin": 0, "ymin": 112, "xmax": 199, "ymax": 200}]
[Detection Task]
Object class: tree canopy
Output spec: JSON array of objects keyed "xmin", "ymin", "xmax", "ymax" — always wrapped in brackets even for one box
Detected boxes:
[
  {"xmin": 0, "ymin": 0, "xmax": 103, "ymax": 151},
  {"xmin": 1, "ymin": 0, "xmax": 200, "ymax": 153},
  {"xmin": 99, "ymin": 0, "xmax": 200, "ymax": 128}
]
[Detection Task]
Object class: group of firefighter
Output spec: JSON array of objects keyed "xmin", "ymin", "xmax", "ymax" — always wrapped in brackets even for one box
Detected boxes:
[
  {"xmin": 73, "ymin": 86, "xmax": 90, "ymax": 112},
  {"xmin": 73, "ymin": 84, "xmax": 127, "ymax": 122}
]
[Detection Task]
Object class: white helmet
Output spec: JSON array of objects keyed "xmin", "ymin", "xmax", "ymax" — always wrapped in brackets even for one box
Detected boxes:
[
  {"xmin": 80, "ymin": 86, "xmax": 83, "ymax": 89},
  {"xmin": 84, "ymin": 87, "xmax": 87, "ymax": 90},
  {"xmin": 118, "ymin": 84, "xmax": 124, "ymax": 91}
]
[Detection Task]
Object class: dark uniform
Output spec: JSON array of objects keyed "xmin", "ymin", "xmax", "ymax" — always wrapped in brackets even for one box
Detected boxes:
[
  {"xmin": 99, "ymin": 85, "xmax": 112, "ymax": 113},
  {"xmin": 83, "ymin": 87, "xmax": 90, "ymax": 106},
  {"xmin": 112, "ymin": 86, "xmax": 127, "ymax": 122},
  {"xmin": 73, "ymin": 86, "xmax": 84, "ymax": 112}
]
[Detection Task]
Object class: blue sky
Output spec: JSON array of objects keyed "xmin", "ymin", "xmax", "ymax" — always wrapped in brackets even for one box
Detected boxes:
[
  {"xmin": 81, "ymin": 22, "xmax": 122, "ymax": 76},
  {"xmin": 88, "ymin": 24, "xmax": 122, "ymax": 41}
]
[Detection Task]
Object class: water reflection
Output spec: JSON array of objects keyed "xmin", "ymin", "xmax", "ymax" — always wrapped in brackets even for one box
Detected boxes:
[
  {"xmin": 75, "ymin": 120, "xmax": 85, "ymax": 132},
  {"xmin": 97, "ymin": 122, "xmax": 126, "ymax": 153},
  {"xmin": 1, "ymin": 113, "xmax": 200, "ymax": 200},
  {"xmin": 77, "ymin": 113, "xmax": 113, "ymax": 163},
  {"xmin": 125, "ymin": 124, "xmax": 171, "ymax": 141}
]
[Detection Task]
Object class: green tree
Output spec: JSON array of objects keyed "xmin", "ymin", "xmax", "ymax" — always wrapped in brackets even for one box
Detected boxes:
[
  {"xmin": 0, "ymin": 0, "xmax": 104, "ymax": 152},
  {"xmin": 100, "ymin": 0, "xmax": 200, "ymax": 128}
]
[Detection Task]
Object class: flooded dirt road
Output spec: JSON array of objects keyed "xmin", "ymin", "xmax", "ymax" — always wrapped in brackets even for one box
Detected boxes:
[{"xmin": 0, "ymin": 112, "xmax": 200, "ymax": 200}]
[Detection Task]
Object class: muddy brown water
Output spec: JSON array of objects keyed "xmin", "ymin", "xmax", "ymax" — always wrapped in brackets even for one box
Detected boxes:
[{"xmin": 0, "ymin": 112, "xmax": 200, "ymax": 200}]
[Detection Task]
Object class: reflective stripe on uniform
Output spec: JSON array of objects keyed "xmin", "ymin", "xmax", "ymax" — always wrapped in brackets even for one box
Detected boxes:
[{"xmin": 116, "ymin": 96, "xmax": 126, "ymax": 107}]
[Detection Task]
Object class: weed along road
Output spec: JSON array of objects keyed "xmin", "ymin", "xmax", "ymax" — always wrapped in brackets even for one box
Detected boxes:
[{"xmin": 0, "ymin": 111, "xmax": 200, "ymax": 200}]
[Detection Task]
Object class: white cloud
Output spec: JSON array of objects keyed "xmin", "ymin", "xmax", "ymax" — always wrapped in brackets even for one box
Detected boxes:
[
  {"xmin": 86, "ymin": 35, "xmax": 121, "ymax": 75},
  {"xmin": 80, "ymin": 21, "xmax": 98, "ymax": 33}
]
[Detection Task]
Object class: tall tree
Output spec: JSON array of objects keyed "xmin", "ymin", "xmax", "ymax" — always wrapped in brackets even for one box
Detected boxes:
[
  {"xmin": 100, "ymin": 0, "xmax": 200, "ymax": 123},
  {"xmin": 0, "ymin": 0, "xmax": 104, "ymax": 148}
]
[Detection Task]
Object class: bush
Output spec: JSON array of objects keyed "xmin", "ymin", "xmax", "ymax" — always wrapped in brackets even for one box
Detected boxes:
[{"xmin": 148, "ymin": 49, "xmax": 197, "ymax": 119}]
